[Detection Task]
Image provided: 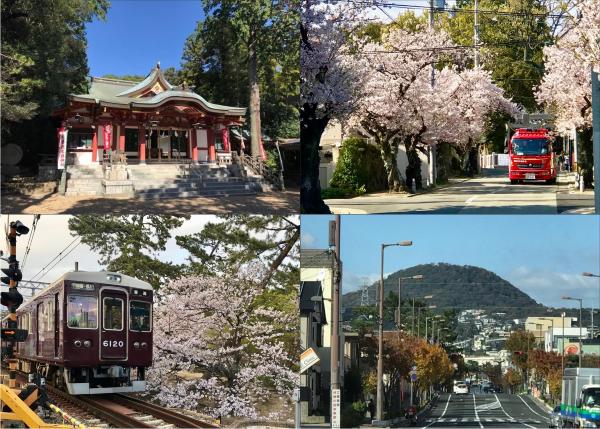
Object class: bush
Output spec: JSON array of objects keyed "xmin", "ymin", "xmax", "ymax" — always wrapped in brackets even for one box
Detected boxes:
[
  {"xmin": 341, "ymin": 401, "xmax": 367, "ymax": 428},
  {"xmin": 321, "ymin": 184, "xmax": 365, "ymax": 199},
  {"xmin": 329, "ymin": 137, "xmax": 387, "ymax": 194}
]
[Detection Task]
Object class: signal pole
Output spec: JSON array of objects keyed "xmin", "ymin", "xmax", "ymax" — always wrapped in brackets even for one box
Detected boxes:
[{"xmin": 591, "ymin": 67, "xmax": 599, "ymax": 213}]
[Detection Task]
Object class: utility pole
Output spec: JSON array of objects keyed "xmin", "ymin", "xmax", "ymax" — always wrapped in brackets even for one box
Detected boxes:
[
  {"xmin": 592, "ymin": 67, "xmax": 600, "ymax": 214},
  {"xmin": 376, "ymin": 245, "xmax": 385, "ymax": 421},
  {"xmin": 474, "ymin": 0, "xmax": 480, "ymax": 68},
  {"xmin": 330, "ymin": 216, "xmax": 341, "ymax": 428},
  {"xmin": 428, "ymin": 0, "xmax": 437, "ymax": 187},
  {"xmin": 561, "ymin": 312, "xmax": 565, "ymax": 375}
]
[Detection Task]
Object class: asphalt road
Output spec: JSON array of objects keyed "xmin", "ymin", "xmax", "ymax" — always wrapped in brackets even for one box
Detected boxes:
[
  {"xmin": 325, "ymin": 168, "xmax": 595, "ymax": 214},
  {"xmin": 419, "ymin": 393, "xmax": 550, "ymax": 428}
]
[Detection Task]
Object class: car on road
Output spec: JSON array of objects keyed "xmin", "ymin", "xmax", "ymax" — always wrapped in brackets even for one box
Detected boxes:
[
  {"xmin": 453, "ymin": 383, "xmax": 469, "ymax": 394},
  {"xmin": 549, "ymin": 405, "xmax": 561, "ymax": 428}
]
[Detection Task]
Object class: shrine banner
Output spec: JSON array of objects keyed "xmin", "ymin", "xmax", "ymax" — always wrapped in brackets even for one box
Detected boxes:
[
  {"xmin": 103, "ymin": 124, "xmax": 112, "ymax": 150},
  {"xmin": 221, "ymin": 128, "xmax": 230, "ymax": 152},
  {"xmin": 57, "ymin": 127, "xmax": 68, "ymax": 170}
]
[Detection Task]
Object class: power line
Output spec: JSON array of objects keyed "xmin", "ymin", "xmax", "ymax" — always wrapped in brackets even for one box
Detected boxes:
[
  {"xmin": 21, "ymin": 215, "xmax": 40, "ymax": 272},
  {"xmin": 35, "ymin": 239, "xmax": 82, "ymax": 282},
  {"xmin": 28, "ymin": 237, "xmax": 81, "ymax": 283}
]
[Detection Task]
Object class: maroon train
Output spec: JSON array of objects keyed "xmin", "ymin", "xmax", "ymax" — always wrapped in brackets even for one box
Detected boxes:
[{"xmin": 12, "ymin": 270, "xmax": 153, "ymax": 394}]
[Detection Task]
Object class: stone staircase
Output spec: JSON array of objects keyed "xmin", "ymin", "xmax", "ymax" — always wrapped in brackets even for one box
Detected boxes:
[
  {"xmin": 127, "ymin": 164, "xmax": 259, "ymax": 199},
  {"xmin": 65, "ymin": 165, "xmax": 104, "ymax": 196}
]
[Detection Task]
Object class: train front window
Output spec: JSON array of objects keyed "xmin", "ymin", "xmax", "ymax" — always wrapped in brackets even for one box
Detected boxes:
[
  {"xmin": 67, "ymin": 295, "xmax": 98, "ymax": 329},
  {"xmin": 103, "ymin": 297, "xmax": 123, "ymax": 331},
  {"xmin": 130, "ymin": 301, "xmax": 151, "ymax": 332}
]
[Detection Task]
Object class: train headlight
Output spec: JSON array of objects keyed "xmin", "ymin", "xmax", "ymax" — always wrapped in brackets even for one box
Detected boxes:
[
  {"xmin": 83, "ymin": 340, "xmax": 91, "ymax": 348},
  {"xmin": 141, "ymin": 342, "xmax": 148, "ymax": 349},
  {"xmin": 74, "ymin": 340, "xmax": 82, "ymax": 347},
  {"xmin": 133, "ymin": 342, "xmax": 140, "ymax": 349}
]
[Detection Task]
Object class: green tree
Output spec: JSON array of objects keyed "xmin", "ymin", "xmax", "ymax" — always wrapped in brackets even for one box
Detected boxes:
[
  {"xmin": 68, "ymin": 215, "xmax": 185, "ymax": 289},
  {"xmin": 505, "ymin": 330, "xmax": 536, "ymax": 374},
  {"xmin": 1, "ymin": 0, "xmax": 110, "ymax": 165},
  {"xmin": 181, "ymin": 0, "xmax": 299, "ymax": 150},
  {"xmin": 175, "ymin": 215, "xmax": 299, "ymax": 289}
]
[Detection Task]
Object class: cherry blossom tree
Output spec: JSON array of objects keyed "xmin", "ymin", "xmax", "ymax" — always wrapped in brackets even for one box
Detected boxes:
[
  {"xmin": 300, "ymin": 0, "xmax": 369, "ymax": 212},
  {"xmin": 146, "ymin": 265, "xmax": 297, "ymax": 420}
]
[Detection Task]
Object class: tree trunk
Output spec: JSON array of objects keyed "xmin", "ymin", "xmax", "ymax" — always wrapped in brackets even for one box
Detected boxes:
[
  {"xmin": 578, "ymin": 127, "xmax": 594, "ymax": 188},
  {"xmin": 248, "ymin": 38, "xmax": 262, "ymax": 158},
  {"xmin": 404, "ymin": 137, "xmax": 422, "ymax": 192},
  {"xmin": 376, "ymin": 134, "xmax": 405, "ymax": 192},
  {"xmin": 300, "ymin": 103, "xmax": 331, "ymax": 213}
]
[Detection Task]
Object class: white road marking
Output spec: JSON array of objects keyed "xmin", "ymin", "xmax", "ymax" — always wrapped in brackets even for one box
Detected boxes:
[
  {"xmin": 495, "ymin": 394, "xmax": 536, "ymax": 429},
  {"xmin": 473, "ymin": 394, "xmax": 484, "ymax": 428},
  {"xmin": 422, "ymin": 394, "xmax": 452, "ymax": 428},
  {"xmin": 517, "ymin": 395, "xmax": 549, "ymax": 420}
]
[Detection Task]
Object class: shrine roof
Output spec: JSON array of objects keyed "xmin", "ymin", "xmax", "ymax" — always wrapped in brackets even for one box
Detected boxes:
[{"xmin": 68, "ymin": 63, "xmax": 246, "ymax": 117}]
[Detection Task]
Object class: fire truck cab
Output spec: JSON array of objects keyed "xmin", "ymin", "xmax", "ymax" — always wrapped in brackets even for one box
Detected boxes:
[{"xmin": 508, "ymin": 128, "xmax": 556, "ymax": 184}]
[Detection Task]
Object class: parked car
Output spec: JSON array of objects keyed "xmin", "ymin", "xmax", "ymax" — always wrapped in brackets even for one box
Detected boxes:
[
  {"xmin": 453, "ymin": 383, "xmax": 469, "ymax": 395},
  {"xmin": 549, "ymin": 405, "xmax": 561, "ymax": 428}
]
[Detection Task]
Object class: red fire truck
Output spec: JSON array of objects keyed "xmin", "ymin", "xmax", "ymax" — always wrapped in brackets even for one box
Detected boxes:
[{"xmin": 508, "ymin": 128, "xmax": 556, "ymax": 184}]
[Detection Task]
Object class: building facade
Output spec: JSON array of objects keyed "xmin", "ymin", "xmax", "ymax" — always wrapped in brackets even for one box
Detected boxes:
[{"xmin": 52, "ymin": 63, "xmax": 250, "ymax": 167}]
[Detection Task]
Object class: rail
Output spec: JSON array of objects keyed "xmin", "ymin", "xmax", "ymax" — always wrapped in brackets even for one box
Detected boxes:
[
  {"xmin": 232, "ymin": 152, "xmax": 283, "ymax": 189},
  {"xmin": 113, "ymin": 394, "xmax": 219, "ymax": 428}
]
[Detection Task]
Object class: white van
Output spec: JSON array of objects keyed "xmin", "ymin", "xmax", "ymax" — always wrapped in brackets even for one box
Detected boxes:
[{"xmin": 453, "ymin": 383, "xmax": 469, "ymax": 394}]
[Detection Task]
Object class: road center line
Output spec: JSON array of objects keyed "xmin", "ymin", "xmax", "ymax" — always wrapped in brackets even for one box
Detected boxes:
[
  {"xmin": 517, "ymin": 395, "xmax": 549, "ymax": 420},
  {"xmin": 422, "ymin": 394, "xmax": 452, "ymax": 429},
  {"xmin": 473, "ymin": 394, "xmax": 484, "ymax": 428},
  {"xmin": 495, "ymin": 394, "xmax": 536, "ymax": 429}
]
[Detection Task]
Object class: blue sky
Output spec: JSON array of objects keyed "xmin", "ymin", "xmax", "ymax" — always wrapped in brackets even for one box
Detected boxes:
[
  {"xmin": 86, "ymin": 0, "xmax": 203, "ymax": 77},
  {"xmin": 301, "ymin": 215, "xmax": 600, "ymax": 309}
]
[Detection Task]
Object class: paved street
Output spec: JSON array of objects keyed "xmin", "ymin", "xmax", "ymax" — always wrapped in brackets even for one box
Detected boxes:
[
  {"xmin": 325, "ymin": 169, "xmax": 595, "ymax": 214},
  {"xmin": 419, "ymin": 393, "xmax": 550, "ymax": 428}
]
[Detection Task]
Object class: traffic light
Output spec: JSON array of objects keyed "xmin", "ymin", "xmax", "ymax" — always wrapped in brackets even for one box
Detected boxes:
[
  {"xmin": 1, "ymin": 288, "xmax": 23, "ymax": 309},
  {"xmin": 1, "ymin": 328, "xmax": 28, "ymax": 342},
  {"xmin": 10, "ymin": 220, "xmax": 29, "ymax": 236}
]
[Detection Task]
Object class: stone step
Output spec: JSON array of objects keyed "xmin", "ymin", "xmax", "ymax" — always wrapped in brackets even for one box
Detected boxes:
[
  {"xmin": 136, "ymin": 188, "xmax": 256, "ymax": 199},
  {"xmin": 132, "ymin": 178, "xmax": 245, "ymax": 187},
  {"xmin": 135, "ymin": 183, "xmax": 252, "ymax": 192}
]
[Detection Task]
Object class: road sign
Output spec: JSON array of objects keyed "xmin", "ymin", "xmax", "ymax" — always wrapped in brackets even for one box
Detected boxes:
[
  {"xmin": 300, "ymin": 347, "xmax": 320, "ymax": 373},
  {"xmin": 331, "ymin": 388, "xmax": 341, "ymax": 428},
  {"xmin": 410, "ymin": 372, "xmax": 418, "ymax": 382}
]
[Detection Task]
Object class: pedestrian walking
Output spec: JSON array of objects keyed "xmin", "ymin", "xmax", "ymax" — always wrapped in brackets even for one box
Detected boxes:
[{"xmin": 368, "ymin": 398, "xmax": 375, "ymax": 419}]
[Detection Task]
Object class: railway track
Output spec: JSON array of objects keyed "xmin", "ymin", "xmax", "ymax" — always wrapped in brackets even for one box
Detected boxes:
[{"xmin": 13, "ymin": 370, "xmax": 217, "ymax": 428}]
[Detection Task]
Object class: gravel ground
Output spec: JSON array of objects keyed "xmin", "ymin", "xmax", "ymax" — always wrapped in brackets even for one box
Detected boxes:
[{"xmin": 1, "ymin": 190, "xmax": 299, "ymax": 215}]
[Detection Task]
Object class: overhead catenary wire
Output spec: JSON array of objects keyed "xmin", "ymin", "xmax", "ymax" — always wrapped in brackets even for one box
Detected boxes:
[
  {"xmin": 34, "ymin": 240, "xmax": 83, "ymax": 283},
  {"xmin": 21, "ymin": 214, "xmax": 40, "ymax": 272},
  {"xmin": 28, "ymin": 236, "xmax": 81, "ymax": 283}
]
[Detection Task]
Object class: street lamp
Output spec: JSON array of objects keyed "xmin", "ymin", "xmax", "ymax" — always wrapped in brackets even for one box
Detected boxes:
[
  {"xmin": 417, "ymin": 304, "xmax": 437, "ymax": 338},
  {"xmin": 431, "ymin": 317, "xmax": 445, "ymax": 343},
  {"xmin": 582, "ymin": 272, "xmax": 600, "ymax": 339},
  {"xmin": 562, "ymin": 296, "xmax": 583, "ymax": 367},
  {"xmin": 412, "ymin": 295, "xmax": 433, "ymax": 335},
  {"xmin": 376, "ymin": 240, "xmax": 413, "ymax": 421},
  {"xmin": 395, "ymin": 275, "xmax": 424, "ymax": 332}
]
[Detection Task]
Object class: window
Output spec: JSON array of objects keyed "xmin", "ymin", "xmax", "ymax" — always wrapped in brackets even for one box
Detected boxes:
[
  {"xmin": 67, "ymin": 295, "xmax": 98, "ymax": 329},
  {"xmin": 215, "ymin": 133, "xmax": 224, "ymax": 151},
  {"xmin": 47, "ymin": 300, "xmax": 54, "ymax": 331},
  {"xmin": 37, "ymin": 303, "xmax": 46, "ymax": 333},
  {"xmin": 103, "ymin": 297, "xmax": 123, "ymax": 331},
  {"xmin": 67, "ymin": 131, "xmax": 93, "ymax": 149},
  {"xmin": 130, "ymin": 301, "xmax": 151, "ymax": 332}
]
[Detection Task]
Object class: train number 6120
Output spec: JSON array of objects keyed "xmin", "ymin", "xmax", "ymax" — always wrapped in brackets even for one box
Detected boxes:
[{"xmin": 103, "ymin": 340, "xmax": 124, "ymax": 347}]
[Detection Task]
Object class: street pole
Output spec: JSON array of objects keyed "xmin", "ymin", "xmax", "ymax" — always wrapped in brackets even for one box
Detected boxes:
[
  {"xmin": 412, "ymin": 298, "xmax": 415, "ymax": 335},
  {"xmin": 474, "ymin": 0, "xmax": 480, "ymax": 68},
  {"xmin": 562, "ymin": 312, "xmax": 565, "ymax": 375},
  {"xmin": 591, "ymin": 67, "xmax": 599, "ymax": 213},
  {"xmin": 376, "ymin": 244, "xmax": 385, "ymax": 421},
  {"xmin": 397, "ymin": 277, "xmax": 402, "ymax": 331},
  {"xmin": 331, "ymin": 215, "xmax": 341, "ymax": 427},
  {"xmin": 579, "ymin": 299, "xmax": 583, "ymax": 367}
]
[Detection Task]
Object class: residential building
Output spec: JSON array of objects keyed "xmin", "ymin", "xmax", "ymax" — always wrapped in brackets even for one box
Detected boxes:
[
  {"xmin": 525, "ymin": 316, "xmax": 577, "ymax": 345},
  {"xmin": 300, "ymin": 281, "xmax": 328, "ymax": 422}
]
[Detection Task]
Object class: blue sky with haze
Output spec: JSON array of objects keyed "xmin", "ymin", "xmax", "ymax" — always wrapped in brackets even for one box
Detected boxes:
[
  {"xmin": 86, "ymin": 0, "xmax": 202, "ymax": 77},
  {"xmin": 301, "ymin": 215, "xmax": 600, "ymax": 309}
]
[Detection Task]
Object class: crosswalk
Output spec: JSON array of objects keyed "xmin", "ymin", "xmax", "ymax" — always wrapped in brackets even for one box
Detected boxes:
[{"xmin": 424, "ymin": 417, "xmax": 543, "ymax": 424}]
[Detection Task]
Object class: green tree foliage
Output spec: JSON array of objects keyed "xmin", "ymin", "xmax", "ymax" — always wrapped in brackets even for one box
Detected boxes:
[
  {"xmin": 329, "ymin": 137, "xmax": 388, "ymax": 195},
  {"xmin": 68, "ymin": 215, "xmax": 186, "ymax": 289},
  {"xmin": 505, "ymin": 330, "xmax": 537, "ymax": 374},
  {"xmin": 101, "ymin": 74, "xmax": 145, "ymax": 82},
  {"xmin": 180, "ymin": 0, "xmax": 299, "ymax": 141},
  {"xmin": 440, "ymin": 0, "xmax": 552, "ymax": 110},
  {"xmin": 175, "ymin": 215, "xmax": 299, "ymax": 290},
  {"xmin": 1, "ymin": 0, "xmax": 110, "ymax": 165}
]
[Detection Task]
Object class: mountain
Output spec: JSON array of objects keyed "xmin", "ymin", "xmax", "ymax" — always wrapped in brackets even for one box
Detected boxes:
[{"xmin": 343, "ymin": 263, "xmax": 547, "ymax": 320}]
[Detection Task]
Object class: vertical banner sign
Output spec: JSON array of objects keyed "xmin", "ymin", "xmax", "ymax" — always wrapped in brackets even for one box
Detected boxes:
[
  {"xmin": 103, "ymin": 124, "xmax": 112, "ymax": 150},
  {"xmin": 57, "ymin": 127, "xmax": 68, "ymax": 170},
  {"xmin": 222, "ymin": 128, "xmax": 230, "ymax": 152},
  {"xmin": 331, "ymin": 388, "xmax": 341, "ymax": 428}
]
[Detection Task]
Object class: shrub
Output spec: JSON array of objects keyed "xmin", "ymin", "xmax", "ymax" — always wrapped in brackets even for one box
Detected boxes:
[
  {"xmin": 329, "ymin": 137, "xmax": 387, "ymax": 194},
  {"xmin": 341, "ymin": 401, "xmax": 367, "ymax": 428}
]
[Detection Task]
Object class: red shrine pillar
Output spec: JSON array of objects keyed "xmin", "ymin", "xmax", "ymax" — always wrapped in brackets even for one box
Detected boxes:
[
  {"xmin": 207, "ymin": 127, "xmax": 216, "ymax": 163},
  {"xmin": 190, "ymin": 129, "xmax": 199, "ymax": 164},
  {"xmin": 138, "ymin": 126, "xmax": 146, "ymax": 164},
  {"xmin": 92, "ymin": 126, "xmax": 98, "ymax": 163},
  {"xmin": 118, "ymin": 125, "xmax": 126, "ymax": 153}
]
